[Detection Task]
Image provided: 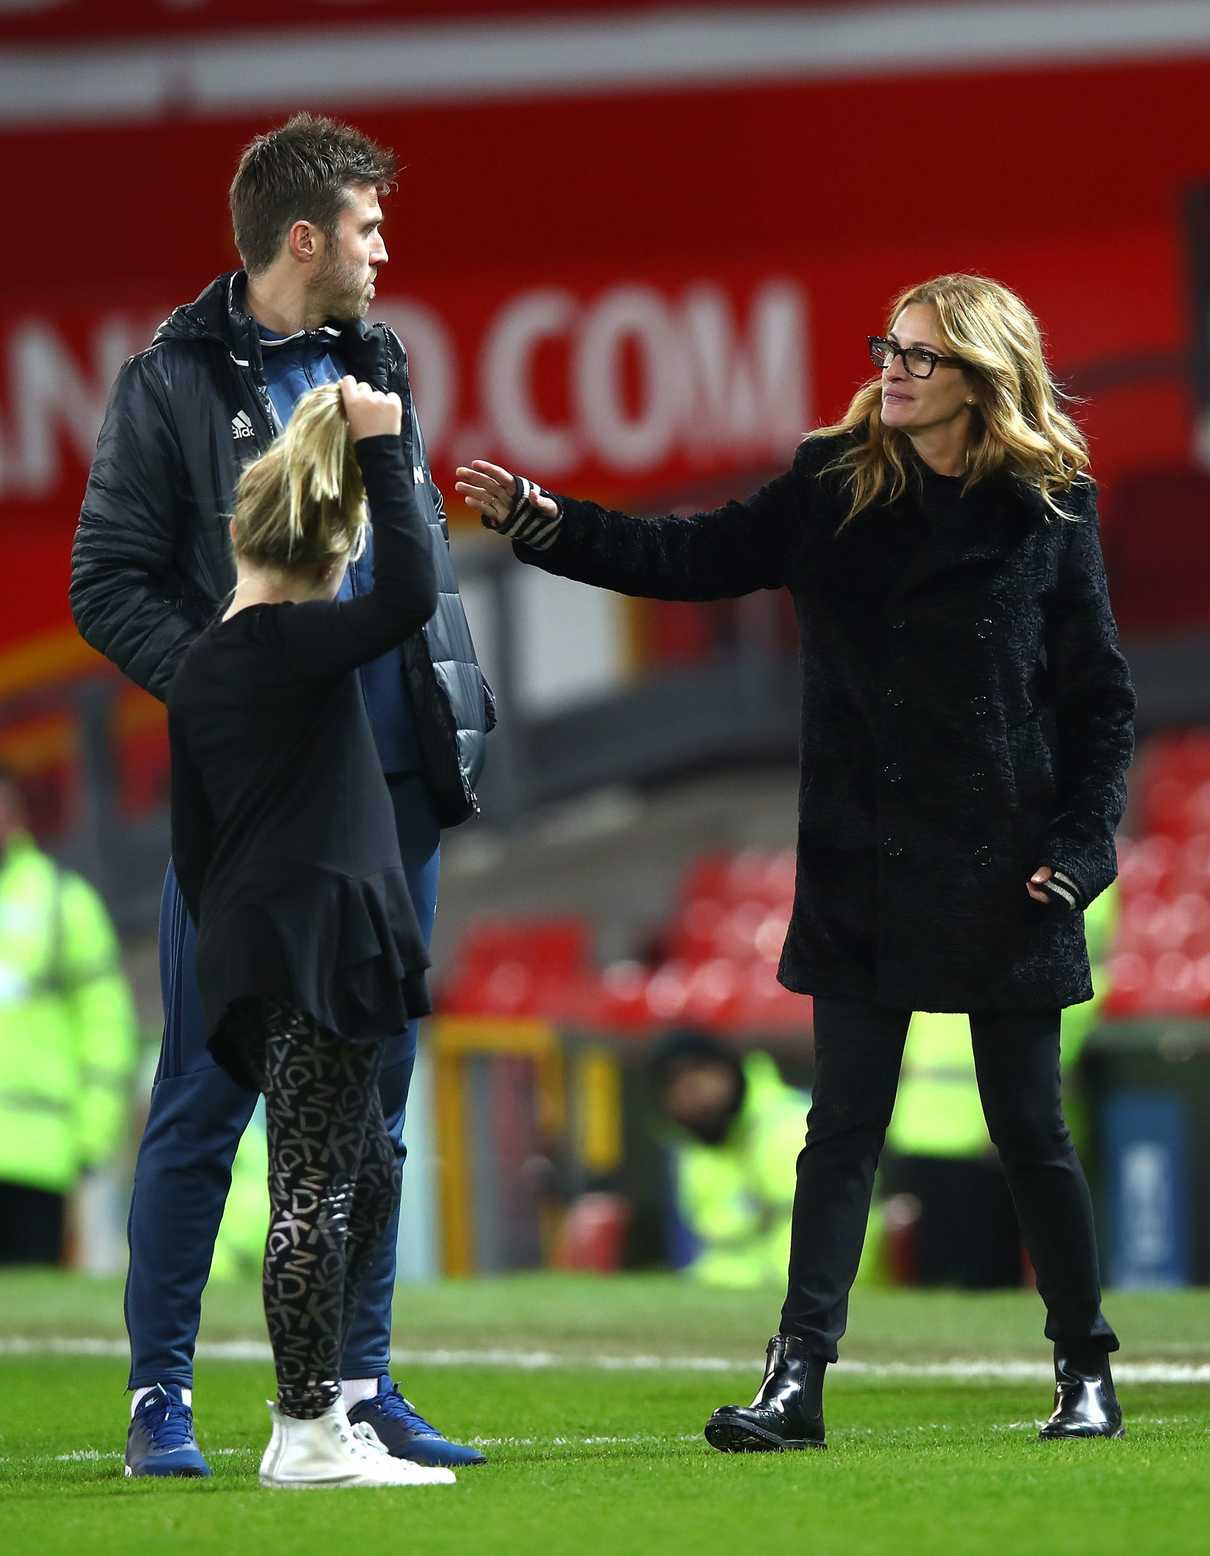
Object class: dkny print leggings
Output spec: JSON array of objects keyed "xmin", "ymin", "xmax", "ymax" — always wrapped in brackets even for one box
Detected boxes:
[{"xmin": 244, "ymin": 1001, "xmax": 400, "ymax": 1419}]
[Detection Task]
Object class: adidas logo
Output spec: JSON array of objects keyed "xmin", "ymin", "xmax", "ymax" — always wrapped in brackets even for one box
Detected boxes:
[{"xmin": 231, "ymin": 410, "xmax": 255, "ymax": 441}]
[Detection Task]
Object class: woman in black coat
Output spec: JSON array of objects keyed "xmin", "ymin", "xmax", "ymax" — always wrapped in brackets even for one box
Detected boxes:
[{"xmin": 458, "ymin": 273, "xmax": 1136, "ymax": 1449}]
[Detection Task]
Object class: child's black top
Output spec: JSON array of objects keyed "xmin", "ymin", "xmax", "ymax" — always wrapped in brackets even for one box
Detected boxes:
[{"xmin": 167, "ymin": 435, "xmax": 439, "ymax": 1083}]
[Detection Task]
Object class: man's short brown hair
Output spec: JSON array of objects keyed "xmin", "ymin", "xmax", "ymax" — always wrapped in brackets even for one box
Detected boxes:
[{"xmin": 229, "ymin": 112, "xmax": 398, "ymax": 275}]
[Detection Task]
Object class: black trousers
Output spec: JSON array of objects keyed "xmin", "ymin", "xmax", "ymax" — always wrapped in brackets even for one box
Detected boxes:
[{"xmin": 780, "ymin": 996, "xmax": 1119, "ymax": 1362}]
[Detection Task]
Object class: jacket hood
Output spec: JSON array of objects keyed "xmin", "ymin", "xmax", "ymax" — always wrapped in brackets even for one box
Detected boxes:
[
  {"xmin": 153, "ymin": 270, "xmax": 392, "ymax": 379},
  {"xmin": 703, "ymin": 1052, "xmax": 803, "ymax": 1151},
  {"xmin": 656, "ymin": 1049, "xmax": 796, "ymax": 1151},
  {"xmin": 154, "ymin": 271, "xmax": 259, "ymax": 358}
]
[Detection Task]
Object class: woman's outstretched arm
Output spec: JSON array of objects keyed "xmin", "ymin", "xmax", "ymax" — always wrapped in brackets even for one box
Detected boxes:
[{"xmin": 456, "ymin": 451, "xmax": 815, "ymax": 602}]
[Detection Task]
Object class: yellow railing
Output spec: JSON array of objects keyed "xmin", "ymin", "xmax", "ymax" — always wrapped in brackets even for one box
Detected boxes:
[{"xmin": 430, "ymin": 1018, "xmax": 624, "ymax": 1275}]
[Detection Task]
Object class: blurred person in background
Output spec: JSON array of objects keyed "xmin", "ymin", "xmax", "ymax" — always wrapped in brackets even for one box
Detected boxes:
[
  {"xmin": 71, "ymin": 113, "xmax": 491, "ymax": 1478},
  {"xmin": 166, "ymin": 375, "xmax": 451, "ymax": 1489},
  {"xmin": 885, "ymin": 884, "xmax": 1119, "ymax": 1289},
  {"xmin": 648, "ymin": 1029, "xmax": 803, "ymax": 1288},
  {"xmin": 461, "ymin": 272, "xmax": 1135, "ymax": 1450},
  {"xmin": 207, "ymin": 1113, "xmax": 270, "ymax": 1282},
  {"xmin": 0, "ymin": 766, "xmax": 137, "ymax": 1264},
  {"xmin": 647, "ymin": 1028, "xmax": 882, "ymax": 1290}
]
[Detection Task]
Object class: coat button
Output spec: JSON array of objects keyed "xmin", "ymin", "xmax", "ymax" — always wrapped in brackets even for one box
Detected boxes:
[
  {"xmin": 969, "ymin": 768, "xmax": 986, "ymax": 791},
  {"xmin": 885, "ymin": 687, "xmax": 905, "ymax": 708},
  {"xmin": 882, "ymin": 762, "xmax": 902, "ymax": 784},
  {"xmin": 973, "ymin": 843, "xmax": 992, "ymax": 866},
  {"xmin": 970, "ymin": 693, "xmax": 990, "ymax": 716},
  {"xmin": 975, "ymin": 617, "xmax": 994, "ymax": 640},
  {"xmin": 889, "ymin": 617, "xmax": 906, "ymax": 632},
  {"xmin": 883, "ymin": 837, "xmax": 904, "ymax": 858}
]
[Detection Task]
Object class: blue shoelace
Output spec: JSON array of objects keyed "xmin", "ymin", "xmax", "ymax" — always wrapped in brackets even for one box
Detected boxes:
[
  {"xmin": 373, "ymin": 1383, "xmax": 437, "ymax": 1436},
  {"xmin": 139, "ymin": 1392, "xmax": 197, "ymax": 1451}
]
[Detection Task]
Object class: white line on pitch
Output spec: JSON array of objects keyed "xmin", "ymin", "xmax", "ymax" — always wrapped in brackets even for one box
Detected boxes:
[
  {"xmin": 28, "ymin": 1418, "xmax": 1206, "ymax": 1467},
  {"xmin": 3, "ymin": 1337, "xmax": 1209, "ymax": 1384}
]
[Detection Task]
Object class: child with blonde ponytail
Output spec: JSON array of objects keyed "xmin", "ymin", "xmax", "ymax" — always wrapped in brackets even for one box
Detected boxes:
[{"xmin": 167, "ymin": 376, "xmax": 451, "ymax": 1490}]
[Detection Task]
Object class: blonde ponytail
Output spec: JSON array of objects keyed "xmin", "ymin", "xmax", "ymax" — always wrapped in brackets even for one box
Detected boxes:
[{"xmin": 231, "ymin": 382, "xmax": 369, "ymax": 572}]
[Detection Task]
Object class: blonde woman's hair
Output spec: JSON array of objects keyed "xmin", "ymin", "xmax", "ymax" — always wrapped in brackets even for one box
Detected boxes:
[
  {"xmin": 810, "ymin": 273, "xmax": 1090, "ymax": 525},
  {"xmin": 230, "ymin": 382, "xmax": 368, "ymax": 572}
]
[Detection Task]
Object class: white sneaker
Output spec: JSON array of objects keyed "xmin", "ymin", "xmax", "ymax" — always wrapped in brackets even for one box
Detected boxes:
[
  {"xmin": 349, "ymin": 1421, "xmax": 458, "ymax": 1485},
  {"xmin": 259, "ymin": 1400, "xmax": 456, "ymax": 1488}
]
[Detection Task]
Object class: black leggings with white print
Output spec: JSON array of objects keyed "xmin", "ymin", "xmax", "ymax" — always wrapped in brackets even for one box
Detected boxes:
[{"xmin": 239, "ymin": 1000, "xmax": 399, "ymax": 1420}]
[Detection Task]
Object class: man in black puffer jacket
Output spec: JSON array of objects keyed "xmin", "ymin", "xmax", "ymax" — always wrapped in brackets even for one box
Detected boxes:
[{"xmin": 71, "ymin": 113, "xmax": 491, "ymax": 1479}]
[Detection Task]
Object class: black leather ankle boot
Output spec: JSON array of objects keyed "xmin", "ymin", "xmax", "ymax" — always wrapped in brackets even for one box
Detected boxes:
[
  {"xmin": 704, "ymin": 1335, "xmax": 827, "ymax": 1452},
  {"xmin": 1038, "ymin": 1346, "xmax": 1125, "ymax": 1440}
]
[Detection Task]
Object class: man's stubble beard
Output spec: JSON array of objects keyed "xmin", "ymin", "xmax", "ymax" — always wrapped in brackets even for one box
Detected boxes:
[{"xmin": 313, "ymin": 250, "xmax": 371, "ymax": 324}]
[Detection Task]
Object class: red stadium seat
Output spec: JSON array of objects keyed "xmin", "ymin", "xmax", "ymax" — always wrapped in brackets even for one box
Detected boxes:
[
  {"xmin": 594, "ymin": 961, "xmax": 653, "ymax": 1032},
  {"xmin": 1117, "ymin": 834, "xmax": 1179, "ymax": 895},
  {"xmin": 442, "ymin": 784, "xmax": 1210, "ymax": 1029}
]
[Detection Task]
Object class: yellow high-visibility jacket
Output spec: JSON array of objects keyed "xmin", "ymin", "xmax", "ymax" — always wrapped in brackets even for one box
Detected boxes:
[
  {"xmin": 0, "ymin": 833, "xmax": 138, "ymax": 1194},
  {"xmin": 672, "ymin": 1051, "xmax": 881, "ymax": 1288},
  {"xmin": 210, "ymin": 1112, "xmax": 269, "ymax": 1281}
]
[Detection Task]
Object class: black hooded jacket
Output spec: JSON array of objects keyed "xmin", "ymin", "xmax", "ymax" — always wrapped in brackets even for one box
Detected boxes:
[{"xmin": 70, "ymin": 270, "xmax": 493, "ymax": 827}]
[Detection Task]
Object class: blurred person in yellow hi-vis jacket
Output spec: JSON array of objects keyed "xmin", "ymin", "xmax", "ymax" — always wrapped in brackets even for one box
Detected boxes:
[
  {"xmin": 209, "ymin": 1112, "xmax": 269, "ymax": 1281},
  {"xmin": 885, "ymin": 883, "xmax": 1118, "ymax": 1287},
  {"xmin": 0, "ymin": 767, "xmax": 138, "ymax": 1264},
  {"xmin": 648, "ymin": 1030, "xmax": 879, "ymax": 1288}
]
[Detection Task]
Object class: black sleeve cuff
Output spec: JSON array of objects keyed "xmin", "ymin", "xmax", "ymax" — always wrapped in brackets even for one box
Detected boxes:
[
  {"xmin": 354, "ymin": 433, "xmax": 408, "ymax": 466},
  {"xmin": 1040, "ymin": 867, "xmax": 1086, "ymax": 911}
]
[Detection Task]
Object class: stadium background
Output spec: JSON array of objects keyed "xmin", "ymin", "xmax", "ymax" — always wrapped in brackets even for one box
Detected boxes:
[{"xmin": 1, "ymin": 4, "xmax": 1209, "ymax": 1548}]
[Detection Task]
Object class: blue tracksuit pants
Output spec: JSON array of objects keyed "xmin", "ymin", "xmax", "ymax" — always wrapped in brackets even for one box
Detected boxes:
[{"xmin": 125, "ymin": 777, "xmax": 439, "ymax": 1390}]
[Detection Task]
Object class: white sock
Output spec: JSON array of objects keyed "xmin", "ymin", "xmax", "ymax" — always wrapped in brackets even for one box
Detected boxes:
[
  {"xmin": 131, "ymin": 1384, "xmax": 193, "ymax": 1417},
  {"xmin": 340, "ymin": 1378, "xmax": 380, "ymax": 1409}
]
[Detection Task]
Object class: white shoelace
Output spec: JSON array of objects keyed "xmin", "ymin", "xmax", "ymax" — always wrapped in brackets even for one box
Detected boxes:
[{"xmin": 350, "ymin": 1421, "xmax": 391, "ymax": 1458}]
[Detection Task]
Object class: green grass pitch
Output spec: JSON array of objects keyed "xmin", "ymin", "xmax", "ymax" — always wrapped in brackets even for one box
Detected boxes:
[{"xmin": 1, "ymin": 1273, "xmax": 1208, "ymax": 1555}]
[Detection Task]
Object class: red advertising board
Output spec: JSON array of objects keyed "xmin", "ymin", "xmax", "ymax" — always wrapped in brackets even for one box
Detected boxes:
[
  {"xmin": 0, "ymin": 0, "xmax": 901, "ymax": 43},
  {"xmin": 1, "ymin": 49, "xmax": 1207, "ymax": 680}
]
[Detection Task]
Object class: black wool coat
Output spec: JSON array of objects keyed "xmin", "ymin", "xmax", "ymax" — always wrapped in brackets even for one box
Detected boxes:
[{"xmin": 516, "ymin": 433, "xmax": 1136, "ymax": 1012}]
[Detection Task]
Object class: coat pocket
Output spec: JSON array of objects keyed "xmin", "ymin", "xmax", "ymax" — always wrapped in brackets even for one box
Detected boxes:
[
  {"xmin": 1005, "ymin": 694, "xmax": 1038, "ymax": 730},
  {"xmin": 1005, "ymin": 712, "xmax": 1056, "ymax": 830}
]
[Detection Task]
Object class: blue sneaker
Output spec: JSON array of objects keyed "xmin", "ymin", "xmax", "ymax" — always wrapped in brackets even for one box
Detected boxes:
[
  {"xmin": 125, "ymin": 1384, "xmax": 213, "ymax": 1478},
  {"xmin": 346, "ymin": 1377, "xmax": 487, "ymax": 1468}
]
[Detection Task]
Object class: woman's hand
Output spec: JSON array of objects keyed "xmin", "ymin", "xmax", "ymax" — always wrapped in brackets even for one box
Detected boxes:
[
  {"xmin": 455, "ymin": 461, "xmax": 559, "ymax": 529},
  {"xmin": 1027, "ymin": 865, "xmax": 1080, "ymax": 908},
  {"xmin": 340, "ymin": 375, "xmax": 402, "ymax": 441},
  {"xmin": 455, "ymin": 460, "xmax": 562, "ymax": 550},
  {"xmin": 1027, "ymin": 866, "xmax": 1055, "ymax": 905}
]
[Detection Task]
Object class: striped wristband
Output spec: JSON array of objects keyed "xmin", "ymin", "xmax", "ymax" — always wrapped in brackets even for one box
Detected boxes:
[
  {"xmin": 488, "ymin": 474, "xmax": 562, "ymax": 551},
  {"xmin": 1038, "ymin": 869, "xmax": 1082, "ymax": 910}
]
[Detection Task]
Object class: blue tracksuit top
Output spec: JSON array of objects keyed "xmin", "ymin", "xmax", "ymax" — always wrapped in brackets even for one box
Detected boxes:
[{"xmin": 258, "ymin": 324, "xmax": 419, "ymax": 775}]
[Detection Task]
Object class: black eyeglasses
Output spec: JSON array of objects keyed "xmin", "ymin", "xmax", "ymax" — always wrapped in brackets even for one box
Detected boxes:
[{"xmin": 868, "ymin": 336, "xmax": 966, "ymax": 380}]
